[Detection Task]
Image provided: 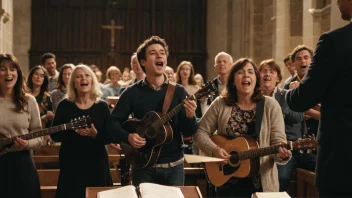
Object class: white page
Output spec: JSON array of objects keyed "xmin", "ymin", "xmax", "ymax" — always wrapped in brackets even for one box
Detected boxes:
[
  {"xmin": 252, "ymin": 192, "xmax": 291, "ymax": 198},
  {"xmin": 97, "ymin": 186, "xmax": 138, "ymax": 198},
  {"xmin": 184, "ymin": 154, "xmax": 225, "ymax": 163},
  {"xmin": 139, "ymin": 183, "xmax": 184, "ymax": 198}
]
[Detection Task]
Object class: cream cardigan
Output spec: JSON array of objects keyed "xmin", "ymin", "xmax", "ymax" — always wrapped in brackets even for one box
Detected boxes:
[{"xmin": 194, "ymin": 96, "xmax": 287, "ymax": 192}]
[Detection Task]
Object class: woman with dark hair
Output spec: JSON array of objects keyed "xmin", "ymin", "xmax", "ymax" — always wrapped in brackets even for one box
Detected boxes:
[
  {"xmin": 0, "ymin": 54, "xmax": 42, "ymax": 198},
  {"xmin": 27, "ymin": 65, "xmax": 54, "ymax": 144},
  {"xmin": 194, "ymin": 58, "xmax": 291, "ymax": 197},
  {"xmin": 50, "ymin": 63, "xmax": 75, "ymax": 112},
  {"xmin": 176, "ymin": 61, "xmax": 199, "ymax": 95}
]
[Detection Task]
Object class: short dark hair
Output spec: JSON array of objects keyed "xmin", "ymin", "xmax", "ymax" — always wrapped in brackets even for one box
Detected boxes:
[
  {"xmin": 290, "ymin": 45, "xmax": 313, "ymax": 63},
  {"xmin": 283, "ymin": 54, "xmax": 291, "ymax": 64},
  {"xmin": 136, "ymin": 36, "xmax": 169, "ymax": 73},
  {"xmin": 41, "ymin": 52, "xmax": 56, "ymax": 65},
  {"xmin": 222, "ymin": 58, "xmax": 263, "ymax": 105},
  {"xmin": 259, "ymin": 59, "xmax": 282, "ymax": 85}
]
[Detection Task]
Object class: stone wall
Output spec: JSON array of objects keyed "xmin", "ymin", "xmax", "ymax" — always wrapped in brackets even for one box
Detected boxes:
[
  {"xmin": 7, "ymin": 0, "xmax": 340, "ymax": 81},
  {"xmin": 13, "ymin": 0, "xmax": 31, "ymax": 75},
  {"xmin": 0, "ymin": 0, "xmax": 13, "ymax": 54}
]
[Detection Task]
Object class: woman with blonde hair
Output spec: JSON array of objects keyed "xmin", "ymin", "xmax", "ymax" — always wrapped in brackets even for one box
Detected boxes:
[
  {"xmin": 50, "ymin": 64, "xmax": 113, "ymax": 198},
  {"xmin": 104, "ymin": 66, "xmax": 122, "ymax": 96}
]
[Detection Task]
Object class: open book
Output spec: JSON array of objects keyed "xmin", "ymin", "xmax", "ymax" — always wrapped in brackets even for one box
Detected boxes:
[
  {"xmin": 251, "ymin": 192, "xmax": 291, "ymax": 198},
  {"xmin": 97, "ymin": 183, "xmax": 184, "ymax": 198}
]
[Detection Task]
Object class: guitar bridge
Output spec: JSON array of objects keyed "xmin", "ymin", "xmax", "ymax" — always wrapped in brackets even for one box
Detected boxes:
[{"xmin": 217, "ymin": 162, "xmax": 222, "ymax": 171}]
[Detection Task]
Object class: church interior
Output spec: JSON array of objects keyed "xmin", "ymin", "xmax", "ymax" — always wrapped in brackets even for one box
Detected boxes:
[{"xmin": 0, "ymin": 0, "xmax": 350, "ymax": 198}]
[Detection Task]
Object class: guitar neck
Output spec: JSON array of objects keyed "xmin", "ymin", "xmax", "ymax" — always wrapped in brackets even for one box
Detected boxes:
[
  {"xmin": 1, "ymin": 123, "xmax": 72, "ymax": 145},
  {"xmin": 160, "ymin": 102, "xmax": 185, "ymax": 124},
  {"xmin": 238, "ymin": 142, "xmax": 291, "ymax": 160}
]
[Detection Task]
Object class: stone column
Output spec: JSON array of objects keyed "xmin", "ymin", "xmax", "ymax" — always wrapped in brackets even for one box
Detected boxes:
[
  {"xmin": 206, "ymin": 0, "xmax": 250, "ymax": 81},
  {"xmin": 302, "ymin": 0, "xmax": 315, "ymax": 49},
  {"xmin": 0, "ymin": 0, "xmax": 12, "ymax": 54},
  {"xmin": 206, "ymin": 0, "xmax": 229, "ymax": 81},
  {"xmin": 273, "ymin": 0, "xmax": 291, "ymax": 81},
  {"xmin": 330, "ymin": 2, "xmax": 349, "ymax": 30},
  {"xmin": 13, "ymin": 0, "xmax": 31, "ymax": 75}
]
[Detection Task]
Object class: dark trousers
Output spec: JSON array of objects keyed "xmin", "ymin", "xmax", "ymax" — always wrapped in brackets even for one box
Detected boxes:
[
  {"xmin": 215, "ymin": 178, "xmax": 262, "ymax": 198},
  {"xmin": 319, "ymin": 187, "xmax": 350, "ymax": 198},
  {"xmin": 277, "ymin": 150, "xmax": 316, "ymax": 191},
  {"xmin": 0, "ymin": 150, "xmax": 41, "ymax": 198},
  {"xmin": 132, "ymin": 163, "xmax": 184, "ymax": 187}
]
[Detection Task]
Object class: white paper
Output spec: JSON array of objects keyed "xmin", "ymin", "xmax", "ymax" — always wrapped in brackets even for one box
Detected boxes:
[
  {"xmin": 252, "ymin": 192, "xmax": 291, "ymax": 198},
  {"xmin": 184, "ymin": 154, "xmax": 225, "ymax": 163},
  {"xmin": 139, "ymin": 183, "xmax": 184, "ymax": 198},
  {"xmin": 97, "ymin": 186, "xmax": 138, "ymax": 198}
]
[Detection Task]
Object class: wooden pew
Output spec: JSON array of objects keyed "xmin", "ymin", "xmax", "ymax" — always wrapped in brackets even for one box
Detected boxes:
[
  {"xmin": 296, "ymin": 168, "xmax": 319, "ymax": 198},
  {"xmin": 34, "ymin": 145, "xmax": 122, "ymax": 155},
  {"xmin": 38, "ymin": 168, "xmax": 122, "ymax": 198},
  {"xmin": 38, "ymin": 169, "xmax": 120, "ymax": 186},
  {"xmin": 33, "ymin": 155, "xmax": 122, "ymax": 169},
  {"xmin": 39, "ymin": 167, "xmax": 206, "ymax": 198}
]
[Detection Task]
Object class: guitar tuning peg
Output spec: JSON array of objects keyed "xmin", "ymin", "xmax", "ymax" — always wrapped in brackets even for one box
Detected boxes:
[
  {"xmin": 307, "ymin": 149, "xmax": 312, "ymax": 154},
  {"xmin": 299, "ymin": 150, "xmax": 304, "ymax": 154},
  {"xmin": 74, "ymin": 118, "xmax": 77, "ymax": 121}
]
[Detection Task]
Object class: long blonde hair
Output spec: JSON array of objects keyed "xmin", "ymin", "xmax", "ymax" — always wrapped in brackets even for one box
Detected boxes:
[{"xmin": 66, "ymin": 64, "xmax": 102, "ymax": 102}]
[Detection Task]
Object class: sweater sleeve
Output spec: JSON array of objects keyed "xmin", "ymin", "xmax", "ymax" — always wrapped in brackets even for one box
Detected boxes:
[
  {"xmin": 194, "ymin": 97, "xmax": 221, "ymax": 156},
  {"xmin": 27, "ymin": 95, "xmax": 43, "ymax": 149},
  {"xmin": 94, "ymin": 101, "xmax": 114, "ymax": 144}
]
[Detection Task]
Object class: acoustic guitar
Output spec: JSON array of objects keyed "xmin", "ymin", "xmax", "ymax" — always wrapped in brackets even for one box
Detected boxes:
[
  {"xmin": 204, "ymin": 135, "xmax": 317, "ymax": 187},
  {"xmin": 0, "ymin": 116, "xmax": 92, "ymax": 156},
  {"xmin": 120, "ymin": 81, "xmax": 217, "ymax": 168}
]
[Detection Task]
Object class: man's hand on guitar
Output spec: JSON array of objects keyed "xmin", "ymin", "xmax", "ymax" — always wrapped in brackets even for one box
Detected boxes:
[
  {"xmin": 212, "ymin": 146, "xmax": 230, "ymax": 160},
  {"xmin": 183, "ymin": 99, "xmax": 197, "ymax": 119},
  {"xmin": 128, "ymin": 133, "xmax": 146, "ymax": 148}
]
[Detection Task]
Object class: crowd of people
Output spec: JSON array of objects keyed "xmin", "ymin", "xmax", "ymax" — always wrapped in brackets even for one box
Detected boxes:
[{"xmin": 0, "ymin": 1, "xmax": 351, "ymax": 197}]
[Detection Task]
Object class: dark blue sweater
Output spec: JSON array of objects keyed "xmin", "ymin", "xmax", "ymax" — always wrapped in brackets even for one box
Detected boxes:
[{"xmin": 108, "ymin": 80, "xmax": 197, "ymax": 163}]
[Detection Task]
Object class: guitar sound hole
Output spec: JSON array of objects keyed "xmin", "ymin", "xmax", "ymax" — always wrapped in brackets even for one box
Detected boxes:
[
  {"xmin": 223, "ymin": 151, "xmax": 240, "ymax": 175},
  {"xmin": 145, "ymin": 125, "xmax": 157, "ymax": 138}
]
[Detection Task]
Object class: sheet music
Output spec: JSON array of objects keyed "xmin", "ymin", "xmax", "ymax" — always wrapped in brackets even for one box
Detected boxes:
[
  {"xmin": 252, "ymin": 192, "xmax": 291, "ymax": 198},
  {"xmin": 97, "ymin": 186, "xmax": 138, "ymax": 198},
  {"xmin": 139, "ymin": 183, "xmax": 184, "ymax": 198},
  {"xmin": 184, "ymin": 154, "xmax": 225, "ymax": 163}
]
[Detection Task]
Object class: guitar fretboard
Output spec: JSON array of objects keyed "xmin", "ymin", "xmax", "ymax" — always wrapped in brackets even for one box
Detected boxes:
[
  {"xmin": 0, "ymin": 123, "xmax": 72, "ymax": 145},
  {"xmin": 238, "ymin": 143, "xmax": 291, "ymax": 160}
]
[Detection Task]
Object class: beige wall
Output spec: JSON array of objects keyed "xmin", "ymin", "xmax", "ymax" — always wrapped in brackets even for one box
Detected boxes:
[
  {"xmin": 273, "ymin": 0, "xmax": 291, "ymax": 84},
  {"xmin": 206, "ymin": 0, "xmax": 250, "ymax": 82},
  {"xmin": 0, "ymin": 0, "xmax": 30, "ymax": 76},
  {"xmin": 0, "ymin": 0, "xmax": 13, "ymax": 54},
  {"xmin": 330, "ymin": 2, "xmax": 349, "ymax": 30},
  {"xmin": 13, "ymin": 0, "xmax": 31, "ymax": 76}
]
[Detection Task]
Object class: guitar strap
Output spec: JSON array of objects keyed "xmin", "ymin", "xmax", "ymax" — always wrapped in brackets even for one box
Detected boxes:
[
  {"xmin": 162, "ymin": 82, "xmax": 176, "ymax": 114},
  {"xmin": 255, "ymin": 97, "xmax": 265, "ymax": 139}
]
